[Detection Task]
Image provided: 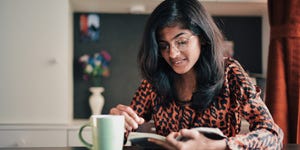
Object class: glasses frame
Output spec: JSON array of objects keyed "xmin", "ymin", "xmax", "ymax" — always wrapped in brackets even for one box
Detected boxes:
[{"xmin": 158, "ymin": 35, "xmax": 196, "ymax": 52}]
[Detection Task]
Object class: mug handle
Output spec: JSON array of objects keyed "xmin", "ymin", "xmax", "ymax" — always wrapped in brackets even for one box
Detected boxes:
[{"xmin": 79, "ymin": 123, "xmax": 93, "ymax": 149}]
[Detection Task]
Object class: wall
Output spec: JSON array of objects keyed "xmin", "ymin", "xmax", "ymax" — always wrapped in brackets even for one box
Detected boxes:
[
  {"xmin": 73, "ymin": 13, "xmax": 147, "ymax": 118},
  {"xmin": 0, "ymin": 0, "xmax": 72, "ymax": 124},
  {"xmin": 214, "ymin": 16, "xmax": 262, "ymax": 73},
  {"xmin": 262, "ymin": 11, "xmax": 270, "ymax": 77}
]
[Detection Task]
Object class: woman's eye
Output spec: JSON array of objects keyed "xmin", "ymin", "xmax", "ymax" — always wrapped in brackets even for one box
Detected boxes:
[
  {"xmin": 176, "ymin": 40, "xmax": 188, "ymax": 46},
  {"xmin": 159, "ymin": 44, "xmax": 169, "ymax": 51}
]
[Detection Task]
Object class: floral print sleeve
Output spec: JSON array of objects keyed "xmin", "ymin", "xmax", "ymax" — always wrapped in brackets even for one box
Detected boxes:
[
  {"xmin": 226, "ymin": 59, "xmax": 284, "ymax": 149},
  {"xmin": 130, "ymin": 80, "xmax": 157, "ymax": 122},
  {"xmin": 123, "ymin": 80, "xmax": 156, "ymax": 141}
]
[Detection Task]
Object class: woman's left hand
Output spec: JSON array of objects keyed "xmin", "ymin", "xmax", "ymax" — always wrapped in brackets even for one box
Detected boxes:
[{"xmin": 148, "ymin": 129, "xmax": 227, "ymax": 150}]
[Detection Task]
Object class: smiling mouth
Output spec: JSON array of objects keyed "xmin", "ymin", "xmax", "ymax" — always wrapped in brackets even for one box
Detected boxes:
[
  {"xmin": 174, "ymin": 61, "xmax": 182, "ymax": 64},
  {"xmin": 171, "ymin": 58, "xmax": 186, "ymax": 66}
]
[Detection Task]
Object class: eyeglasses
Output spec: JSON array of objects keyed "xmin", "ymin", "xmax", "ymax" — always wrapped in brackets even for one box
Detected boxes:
[{"xmin": 158, "ymin": 35, "xmax": 195, "ymax": 52}]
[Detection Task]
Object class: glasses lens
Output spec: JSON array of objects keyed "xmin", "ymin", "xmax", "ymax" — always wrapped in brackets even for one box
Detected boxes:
[
  {"xmin": 158, "ymin": 35, "xmax": 193, "ymax": 52},
  {"xmin": 175, "ymin": 38, "xmax": 189, "ymax": 51}
]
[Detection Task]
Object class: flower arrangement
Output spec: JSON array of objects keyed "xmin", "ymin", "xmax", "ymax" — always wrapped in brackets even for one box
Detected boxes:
[{"xmin": 79, "ymin": 50, "xmax": 111, "ymax": 86}]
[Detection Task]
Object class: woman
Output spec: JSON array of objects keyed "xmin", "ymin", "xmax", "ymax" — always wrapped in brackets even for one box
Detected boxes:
[{"xmin": 110, "ymin": 0, "xmax": 283, "ymax": 149}]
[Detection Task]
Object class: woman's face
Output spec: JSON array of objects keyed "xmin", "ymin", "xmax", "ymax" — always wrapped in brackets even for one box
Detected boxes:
[{"xmin": 158, "ymin": 25, "xmax": 201, "ymax": 75}]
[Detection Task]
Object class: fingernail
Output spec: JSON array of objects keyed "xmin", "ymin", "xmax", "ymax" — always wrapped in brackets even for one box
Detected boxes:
[
  {"xmin": 134, "ymin": 123, "xmax": 138, "ymax": 129},
  {"xmin": 139, "ymin": 117, "xmax": 144, "ymax": 122}
]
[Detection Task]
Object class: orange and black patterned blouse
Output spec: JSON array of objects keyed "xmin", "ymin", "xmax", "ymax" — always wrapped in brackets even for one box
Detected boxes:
[{"xmin": 130, "ymin": 58, "xmax": 283, "ymax": 149}]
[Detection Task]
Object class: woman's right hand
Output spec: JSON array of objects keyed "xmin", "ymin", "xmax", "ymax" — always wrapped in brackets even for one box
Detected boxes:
[{"xmin": 109, "ymin": 104, "xmax": 145, "ymax": 132}]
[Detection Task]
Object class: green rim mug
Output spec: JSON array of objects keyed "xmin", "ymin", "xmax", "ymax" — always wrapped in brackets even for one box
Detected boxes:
[{"xmin": 78, "ymin": 115, "xmax": 125, "ymax": 150}]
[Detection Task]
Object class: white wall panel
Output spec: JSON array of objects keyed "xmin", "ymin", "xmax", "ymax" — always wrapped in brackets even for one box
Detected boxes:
[{"xmin": 0, "ymin": 0, "xmax": 72, "ymax": 124}]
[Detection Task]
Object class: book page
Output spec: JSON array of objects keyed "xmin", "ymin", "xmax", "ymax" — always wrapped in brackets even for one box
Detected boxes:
[
  {"xmin": 126, "ymin": 132, "xmax": 166, "ymax": 147},
  {"xmin": 176, "ymin": 127, "xmax": 226, "ymax": 141},
  {"xmin": 126, "ymin": 127, "xmax": 227, "ymax": 147}
]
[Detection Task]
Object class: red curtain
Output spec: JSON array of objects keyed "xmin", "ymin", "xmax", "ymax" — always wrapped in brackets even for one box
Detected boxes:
[{"xmin": 265, "ymin": 0, "xmax": 300, "ymax": 144}]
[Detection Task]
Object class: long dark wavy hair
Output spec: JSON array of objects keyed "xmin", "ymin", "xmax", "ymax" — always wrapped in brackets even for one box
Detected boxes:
[{"xmin": 138, "ymin": 0, "xmax": 225, "ymax": 112}]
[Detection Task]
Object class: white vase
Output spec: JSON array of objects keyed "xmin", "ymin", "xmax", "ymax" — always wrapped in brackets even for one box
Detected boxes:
[{"xmin": 89, "ymin": 87, "xmax": 105, "ymax": 115}]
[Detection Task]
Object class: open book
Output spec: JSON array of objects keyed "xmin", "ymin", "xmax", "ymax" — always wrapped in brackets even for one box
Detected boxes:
[{"xmin": 126, "ymin": 127, "xmax": 227, "ymax": 147}]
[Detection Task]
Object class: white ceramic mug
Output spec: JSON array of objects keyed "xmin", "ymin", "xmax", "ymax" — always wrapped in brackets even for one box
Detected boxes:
[{"xmin": 79, "ymin": 115, "xmax": 125, "ymax": 150}]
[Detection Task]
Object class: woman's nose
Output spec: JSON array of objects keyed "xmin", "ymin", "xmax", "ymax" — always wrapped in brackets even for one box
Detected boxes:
[{"xmin": 169, "ymin": 45, "xmax": 180, "ymax": 58}]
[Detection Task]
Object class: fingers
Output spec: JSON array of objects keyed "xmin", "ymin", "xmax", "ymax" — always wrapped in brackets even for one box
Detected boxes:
[
  {"xmin": 121, "ymin": 111, "xmax": 139, "ymax": 130},
  {"xmin": 166, "ymin": 132, "xmax": 182, "ymax": 148},
  {"xmin": 180, "ymin": 129, "xmax": 199, "ymax": 139},
  {"xmin": 117, "ymin": 104, "xmax": 144, "ymax": 124},
  {"xmin": 109, "ymin": 104, "xmax": 144, "ymax": 131}
]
